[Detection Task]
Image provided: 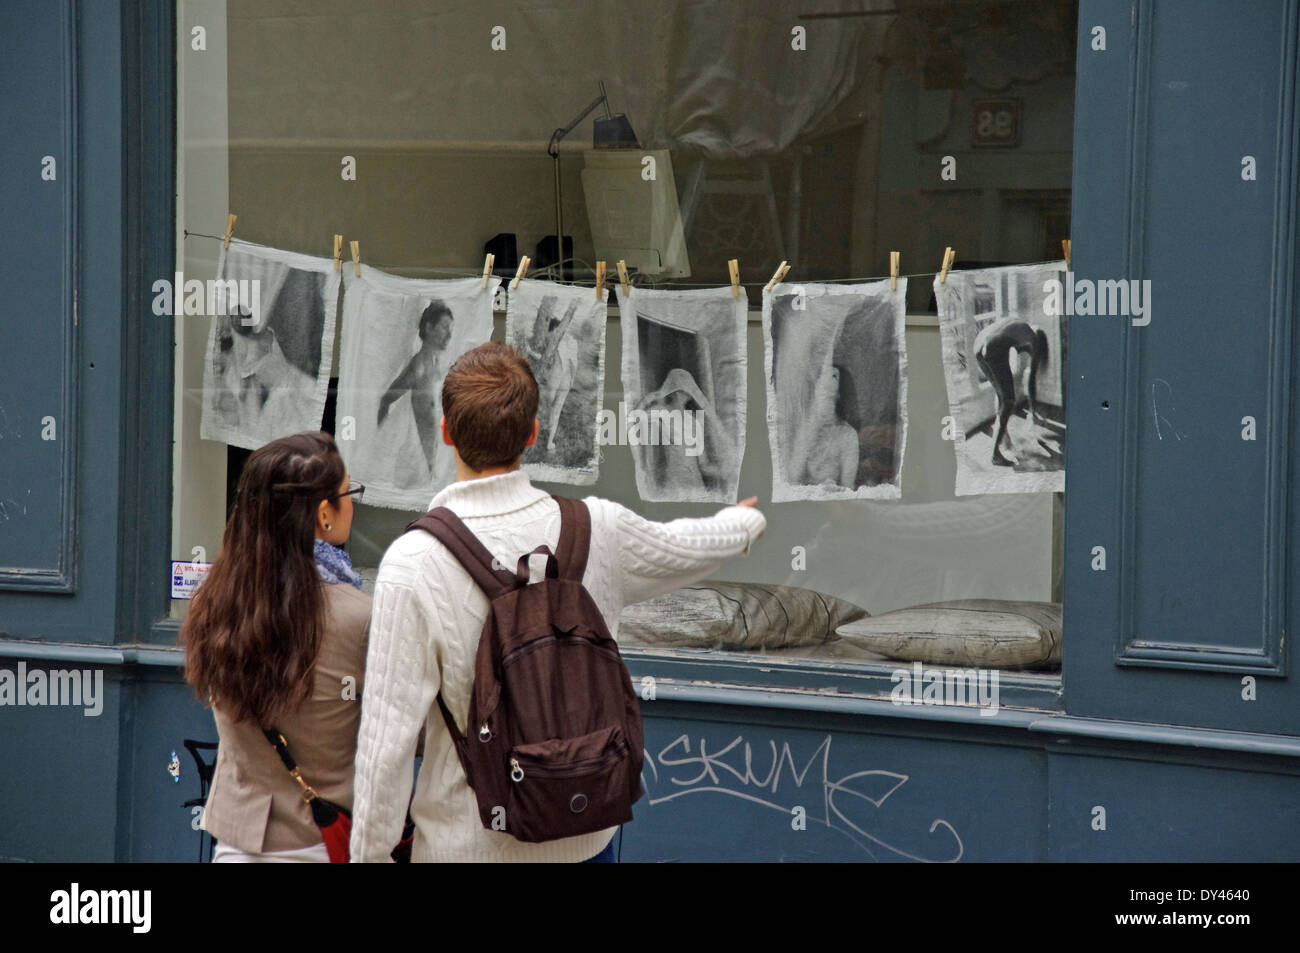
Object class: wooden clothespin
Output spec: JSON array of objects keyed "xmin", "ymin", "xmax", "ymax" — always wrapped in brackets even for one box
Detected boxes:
[
  {"xmin": 728, "ymin": 259, "xmax": 741, "ymax": 298},
  {"xmin": 889, "ymin": 251, "xmax": 900, "ymax": 291},
  {"xmin": 511, "ymin": 256, "xmax": 530, "ymax": 290},
  {"xmin": 617, "ymin": 260, "xmax": 631, "ymax": 297},
  {"xmin": 350, "ymin": 240, "xmax": 361, "ymax": 277},
  {"xmin": 223, "ymin": 214, "xmax": 237, "ymax": 249},
  {"xmin": 595, "ymin": 261, "xmax": 607, "ymax": 301},
  {"xmin": 938, "ymin": 246, "xmax": 955, "ymax": 284},
  {"xmin": 764, "ymin": 260, "xmax": 790, "ymax": 292},
  {"xmin": 332, "ymin": 234, "xmax": 343, "ymax": 271},
  {"xmin": 1062, "ymin": 239, "xmax": 1071, "ymax": 268},
  {"xmin": 480, "ymin": 253, "xmax": 496, "ymax": 290}
]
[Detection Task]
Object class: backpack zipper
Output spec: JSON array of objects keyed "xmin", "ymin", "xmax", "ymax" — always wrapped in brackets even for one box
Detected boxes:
[
  {"xmin": 510, "ymin": 738, "xmax": 630, "ymax": 782},
  {"xmin": 500, "ymin": 632, "xmax": 621, "ymax": 668}
]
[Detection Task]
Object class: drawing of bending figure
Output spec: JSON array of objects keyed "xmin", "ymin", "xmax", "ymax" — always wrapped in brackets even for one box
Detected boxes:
[
  {"xmin": 377, "ymin": 300, "xmax": 453, "ymax": 476},
  {"xmin": 972, "ymin": 318, "xmax": 1052, "ymax": 467}
]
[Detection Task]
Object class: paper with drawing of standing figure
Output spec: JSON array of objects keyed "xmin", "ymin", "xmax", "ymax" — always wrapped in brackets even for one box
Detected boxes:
[
  {"xmin": 764, "ymin": 280, "xmax": 908, "ymax": 502},
  {"xmin": 616, "ymin": 285, "xmax": 747, "ymax": 503},
  {"xmin": 335, "ymin": 269, "xmax": 496, "ymax": 509},
  {"xmin": 934, "ymin": 262, "xmax": 1066, "ymax": 496},
  {"xmin": 505, "ymin": 279, "xmax": 607, "ymax": 484},
  {"xmin": 200, "ymin": 240, "xmax": 340, "ymax": 450}
]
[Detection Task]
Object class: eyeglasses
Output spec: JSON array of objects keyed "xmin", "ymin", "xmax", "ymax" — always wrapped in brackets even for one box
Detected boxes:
[{"xmin": 338, "ymin": 482, "xmax": 365, "ymax": 504}]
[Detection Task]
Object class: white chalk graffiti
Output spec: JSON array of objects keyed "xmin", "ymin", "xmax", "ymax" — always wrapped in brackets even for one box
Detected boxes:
[{"xmin": 642, "ymin": 732, "xmax": 963, "ymax": 862}]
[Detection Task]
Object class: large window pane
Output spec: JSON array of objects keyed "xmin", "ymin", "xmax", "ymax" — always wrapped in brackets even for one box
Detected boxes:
[{"xmin": 173, "ymin": 0, "xmax": 1076, "ymax": 677}]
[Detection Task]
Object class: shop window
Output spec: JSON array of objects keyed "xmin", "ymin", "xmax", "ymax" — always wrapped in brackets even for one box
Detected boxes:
[{"xmin": 172, "ymin": 0, "xmax": 1077, "ymax": 679}]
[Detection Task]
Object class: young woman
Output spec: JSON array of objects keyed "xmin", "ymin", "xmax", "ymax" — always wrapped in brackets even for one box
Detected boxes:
[{"xmin": 181, "ymin": 431, "xmax": 371, "ymax": 862}]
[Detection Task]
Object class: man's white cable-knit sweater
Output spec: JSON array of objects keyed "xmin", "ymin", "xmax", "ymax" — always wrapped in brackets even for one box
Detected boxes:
[{"xmin": 350, "ymin": 469, "xmax": 765, "ymax": 862}]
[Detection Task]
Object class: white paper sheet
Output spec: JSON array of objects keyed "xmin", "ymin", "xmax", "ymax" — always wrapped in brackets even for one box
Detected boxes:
[
  {"xmin": 934, "ymin": 263, "xmax": 1067, "ymax": 496},
  {"xmin": 763, "ymin": 279, "xmax": 908, "ymax": 502},
  {"xmin": 199, "ymin": 240, "xmax": 340, "ymax": 451},
  {"xmin": 336, "ymin": 268, "xmax": 496, "ymax": 510},
  {"xmin": 505, "ymin": 279, "xmax": 607, "ymax": 485},
  {"xmin": 616, "ymin": 285, "xmax": 748, "ymax": 503}
]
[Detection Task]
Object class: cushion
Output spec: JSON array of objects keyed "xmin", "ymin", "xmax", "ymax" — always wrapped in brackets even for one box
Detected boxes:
[
  {"xmin": 619, "ymin": 581, "xmax": 869, "ymax": 652},
  {"xmin": 835, "ymin": 599, "xmax": 1061, "ymax": 669}
]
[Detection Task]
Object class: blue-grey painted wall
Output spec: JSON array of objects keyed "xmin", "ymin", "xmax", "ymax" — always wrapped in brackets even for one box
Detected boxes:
[{"xmin": 1064, "ymin": 0, "xmax": 1300, "ymax": 733}]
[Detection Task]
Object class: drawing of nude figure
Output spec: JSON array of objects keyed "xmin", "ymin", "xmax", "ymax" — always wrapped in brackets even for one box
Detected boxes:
[
  {"xmin": 521, "ymin": 296, "xmax": 579, "ymax": 455},
  {"xmin": 376, "ymin": 300, "xmax": 453, "ymax": 477},
  {"xmin": 972, "ymin": 318, "xmax": 1056, "ymax": 467}
]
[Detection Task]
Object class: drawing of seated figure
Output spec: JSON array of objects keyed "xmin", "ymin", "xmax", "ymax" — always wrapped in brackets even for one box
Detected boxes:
[
  {"xmin": 972, "ymin": 318, "xmax": 1057, "ymax": 467},
  {"xmin": 787, "ymin": 361, "xmax": 859, "ymax": 489},
  {"xmin": 377, "ymin": 300, "xmax": 453, "ymax": 477},
  {"xmin": 635, "ymin": 367, "xmax": 737, "ymax": 496}
]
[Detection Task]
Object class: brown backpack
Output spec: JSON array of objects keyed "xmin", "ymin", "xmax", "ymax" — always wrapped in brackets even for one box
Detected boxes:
[{"xmin": 405, "ymin": 495, "xmax": 644, "ymax": 843}]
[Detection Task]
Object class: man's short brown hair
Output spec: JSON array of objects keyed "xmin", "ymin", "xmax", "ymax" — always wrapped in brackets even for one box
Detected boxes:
[{"xmin": 441, "ymin": 342, "xmax": 539, "ymax": 471}]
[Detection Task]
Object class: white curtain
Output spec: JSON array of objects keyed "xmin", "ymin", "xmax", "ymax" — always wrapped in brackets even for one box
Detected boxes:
[{"xmin": 227, "ymin": 0, "xmax": 882, "ymax": 158}]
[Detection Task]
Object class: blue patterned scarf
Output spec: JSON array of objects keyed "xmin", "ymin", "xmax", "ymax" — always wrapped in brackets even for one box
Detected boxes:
[{"xmin": 314, "ymin": 538, "xmax": 363, "ymax": 590}]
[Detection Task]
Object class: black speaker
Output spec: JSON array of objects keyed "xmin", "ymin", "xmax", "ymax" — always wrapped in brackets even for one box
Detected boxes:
[
  {"xmin": 534, "ymin": 234, "xmax": 573, "ymax": 282},
  {"xmin": 485, "ymin": 233, "xmax": 518, "ymax": 278}
]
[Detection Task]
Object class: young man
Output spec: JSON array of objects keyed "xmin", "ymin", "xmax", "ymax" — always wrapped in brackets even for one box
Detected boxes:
[{"xmin": 350, "ymin": 342, "xmax": 765, "ymax": 862}]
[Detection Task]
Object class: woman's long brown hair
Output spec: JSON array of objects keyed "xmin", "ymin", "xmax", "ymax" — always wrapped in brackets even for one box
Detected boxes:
[{"xmin": 180, "ymin": 431, "xmax": 345, "ymax": 726}]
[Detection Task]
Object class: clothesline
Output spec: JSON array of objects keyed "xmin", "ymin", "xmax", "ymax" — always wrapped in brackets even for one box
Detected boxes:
[{"xmin": 182, "ymin": 228, "xmax": 1065, "ymax": 288}]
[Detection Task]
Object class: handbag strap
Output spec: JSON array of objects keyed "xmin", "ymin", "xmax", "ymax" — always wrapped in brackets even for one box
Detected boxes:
[
  {"xmin": 263, "ymin": 728, "xmax": 320, "ymax": 804},
  {"xmin": 263, "ymin": 728, "xmax": 417, "ymax": 833}
]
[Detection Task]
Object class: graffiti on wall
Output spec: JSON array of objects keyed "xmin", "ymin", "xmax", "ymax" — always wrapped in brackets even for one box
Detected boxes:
[{"xmin": 641, "ymin": 731, "xmax": 964, "ymax": 862}]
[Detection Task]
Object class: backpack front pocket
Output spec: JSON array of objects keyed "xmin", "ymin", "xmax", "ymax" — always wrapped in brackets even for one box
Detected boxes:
[{"xmin": 505, "ymin": 725, "xmax": 635, "ymax": 842}]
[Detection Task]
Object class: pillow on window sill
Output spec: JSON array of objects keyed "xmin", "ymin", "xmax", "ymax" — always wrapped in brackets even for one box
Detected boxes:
[
  {"xmin": 835, "ymin": 599, "xmax": 1062, "ymax": 670},
  {"xmin": 619, "ymin": 582, "xmax": 869, "ymax": 652}
]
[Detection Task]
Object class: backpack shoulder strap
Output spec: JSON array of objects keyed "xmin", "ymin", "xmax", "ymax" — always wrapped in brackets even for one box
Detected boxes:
[
  {"xmin": 404, "ymin": 507, "xmax": 516, "ymax": 599},
  {"xmin": 434, "ymin": 692, "xmax": 470, "ymax": 763},
  {"xmin": 551, "ymin": 496, "xmax": 591, "ymax": 583}
]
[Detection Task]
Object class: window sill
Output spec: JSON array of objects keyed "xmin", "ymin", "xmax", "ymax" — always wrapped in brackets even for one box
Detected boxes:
[{"xmin": 621, "ymin": 646, "xmax": 1063, "ymax": 714}]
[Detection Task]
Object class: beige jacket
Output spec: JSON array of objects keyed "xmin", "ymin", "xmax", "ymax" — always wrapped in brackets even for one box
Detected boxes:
[{"xmin": 201, "ymin": 583, "xmax": 371, "ymax": 853}]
